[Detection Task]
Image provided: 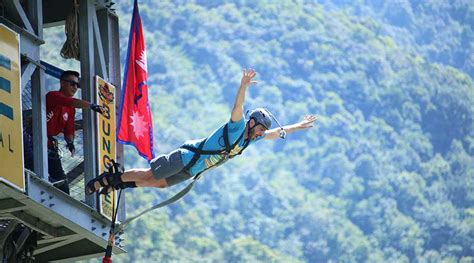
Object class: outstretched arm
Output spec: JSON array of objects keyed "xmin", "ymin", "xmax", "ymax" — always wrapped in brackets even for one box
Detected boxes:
[
  {"xmin": 71, "ymin": 99, "xmax": 106, "ymax": 114},
  {"xmin": 231, "ymin": 68, "xmax": 257, "ymax": 122},
  {"xmin": 49, "ymin": 92, "xmax": 106, "ymax": 114},
  {"xmin": 264, "ymin": 115, "xmax": 317, "ymax": 140}
]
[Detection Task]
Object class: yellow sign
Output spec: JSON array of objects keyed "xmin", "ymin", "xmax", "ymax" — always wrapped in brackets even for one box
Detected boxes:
[
  {"xmin": 0, "ymin": 24, "xmax": 24, "ymax": 192},
  {"xmin": 96, "ymin": 76, "xmax": 117, "ymax": 220}
]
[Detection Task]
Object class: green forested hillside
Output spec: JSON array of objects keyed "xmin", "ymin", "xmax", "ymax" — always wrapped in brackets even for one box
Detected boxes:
[{"xmin": 71, "ymin": 1, "xmax": 474, "ymax": 262}]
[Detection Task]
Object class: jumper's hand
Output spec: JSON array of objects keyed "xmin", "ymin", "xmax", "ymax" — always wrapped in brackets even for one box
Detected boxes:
[
  {"xmin": 297, "ymin": 115, "xmax": 317, "ymax": 129},
  {"xmin": 240, "ymin": 68, "xmax": 257, "ymax": 88}
]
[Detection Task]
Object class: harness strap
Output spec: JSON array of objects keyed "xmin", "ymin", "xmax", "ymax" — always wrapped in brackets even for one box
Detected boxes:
[
  {"xmin": 182, "ymin": 123, "xmax": 246, "ymax": 156},
  {"xmin": 181, "ymin": 139, "xmax": 206, "ymax": 172},
  {"xmin": 112, "ymin": 179, "xmax": 197, "ymax": 235},
  {"xmin": 235, "ymin": 138, "xmax": 250, "ymax": 156},
  {"xmin": 110, "ymin": 160, "xmax": 124, "ymax": 190},
  {"xmin": 222, "ymin": 124, "xmax": 249, "ymax": 158},
  {"xmin": 223, "ymin": 124, "xmax": 232, "ymax": 154},
  {"xmin": 181, "ymin": 144, "xmax": 222, "ymax": 155},
  {"xmin": 225, "ymin": 124, "xmax": 247, "ymax": 157},
  {"xmin": 179, "ymin": 123, "xmax": 251, "ymax": 180}
]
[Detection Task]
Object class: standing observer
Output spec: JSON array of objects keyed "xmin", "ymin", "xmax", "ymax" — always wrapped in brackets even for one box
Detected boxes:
[{"xmin": 46, "ymin": 70, "xmax": 105, "ymax": 194}]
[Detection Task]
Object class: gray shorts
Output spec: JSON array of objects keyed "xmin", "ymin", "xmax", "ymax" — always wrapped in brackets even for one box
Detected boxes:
[{"xmin": 150, "ymin": 149, "xmax": 192, "ymax": 186}]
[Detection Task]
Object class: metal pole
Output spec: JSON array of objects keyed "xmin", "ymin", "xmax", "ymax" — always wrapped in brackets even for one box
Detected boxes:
[{"xmin": 79, "ymin": 0, "xmax": 97, "ymax": 208}]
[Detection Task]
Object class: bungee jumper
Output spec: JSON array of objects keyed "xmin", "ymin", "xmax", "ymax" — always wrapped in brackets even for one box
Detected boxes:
[
  {"xmin": 93, "ymin": 2, "xmax": 315, "ymax": 262},
  {"xmin": 85, "ymin": 69, "xmax": 317, "ymax": 195},
  {"xmin": 96, "ymin": 69, "xmax": 316, "ymax": 263}
]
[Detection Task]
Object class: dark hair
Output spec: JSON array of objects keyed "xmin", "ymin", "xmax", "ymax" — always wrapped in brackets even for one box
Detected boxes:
[{"xmin": 60, "ymin": 70, "xmax": 80, "ymax": 80}]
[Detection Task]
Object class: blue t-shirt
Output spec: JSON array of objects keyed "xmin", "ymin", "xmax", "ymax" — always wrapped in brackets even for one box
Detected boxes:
[{"xmin": 181, "ymin": 117, "xmax": 264, "ymax": 176}]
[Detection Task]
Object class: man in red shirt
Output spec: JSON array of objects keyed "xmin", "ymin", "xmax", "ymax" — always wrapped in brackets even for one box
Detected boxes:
[{"xmin": 46, "ymin": 70, "xmax": 105, "ymax": 194}]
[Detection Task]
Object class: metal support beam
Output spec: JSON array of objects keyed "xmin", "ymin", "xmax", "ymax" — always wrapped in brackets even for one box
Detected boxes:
[
  {"xmin": 21, "ymin": 61, "xmax": 36, "ymax": 90},
  {"xmin": 13, "ymin": 0, "xmax": 34, "ymax": 33},
  {"xmin": 0, "ymin": 18, "xmax": 42, "ymax": 73},
  {"xmin": 26, "ymin": 0, "xmax": 43, "ymax": 39},
  {"xmin": 4, "ymin": 0, "xmax": 35, "ymax": 34},
  {"xmin": 4, "ymin": 211, "xmax": 71, "ymax": 238},
  {"xmin": 110, "ymin": 12, "xmax": 126, "ymax": 222},
  {"xmin": 14, "ymin": 226, "xmax": 33, "ymax": 256},
  {"xmin": 0, "ymin": 198, "xmax": 26, "ymax": 213},
  {"xmin": 92, "ymin": 11, "xmax": 108, "ymax": 80},
  {"xmin": 10, "ymin": 0, "xmax": 46, "ymax": 181},
  {"xmin": 34, "ymin": 234, "xmax": 82, "ymax": 255},
  {"xmin": 12, "ymin": 0, "xmax": 47, "ymax": 181},
  {"xmin": 25, "ymin": 175, "xmax": 125, "ymax": 254},
  {"xmin": 0, "ymin": 16, "xmax": 43, "ymax": 45},
  {"xmin": 97, "ymin": 9, "xmax": 125, "ymax": 221},
  {"xmin": 0, "ymin": 0, "xmax": 127, "ymax": 261},
  {"xmin": 31, "ymin": 67, "xmax": 48, "ymax": 179},
  {"xmin": 96, "ymin": 10, "xmax": 121, "ymax": 88},
  {"xmin": 37, "ymin": 233, "xmax": 80, "ymax": 245},
  {"xmin": 96, "ymin": 10, "xmax": 111, "ymax": 79},
  {"xmin": 79, "ymin": 0, "xmax": 98, "ymax": 209},
  {"xmin": 0, "ymin": 220, "xmax": 19, "ymax": 254}
]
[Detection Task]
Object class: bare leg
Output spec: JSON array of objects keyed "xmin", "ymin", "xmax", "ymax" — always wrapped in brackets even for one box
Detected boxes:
[
  {"xmin": 121, "ymin": 168, "xmax": 169, "ymax": 188},
  {"xmin": 88, "ymin": 149, "xmax": 184, "ymax": 193}
]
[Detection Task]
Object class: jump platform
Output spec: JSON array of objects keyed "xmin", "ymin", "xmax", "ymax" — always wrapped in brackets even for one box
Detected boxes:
[{"xmin": 0, "ymin": 171, "xmax": 125, "ymax": 262}]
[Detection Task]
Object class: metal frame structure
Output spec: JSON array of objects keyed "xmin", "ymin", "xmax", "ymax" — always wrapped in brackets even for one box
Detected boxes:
[{"xmin": 0, "ymin": 0, "xmax": 125, "ymax": 261}]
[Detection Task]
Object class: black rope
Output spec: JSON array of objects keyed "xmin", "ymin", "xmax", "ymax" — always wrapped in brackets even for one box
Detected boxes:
[{"xmin": 103, "ymin": 189, "xmax": 122, "ymax": 262}]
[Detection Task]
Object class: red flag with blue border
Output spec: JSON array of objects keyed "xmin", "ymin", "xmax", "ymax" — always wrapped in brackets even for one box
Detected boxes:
[{"xmin": 117, "ymin": 0, "xmax": 154, "ymax": 161}]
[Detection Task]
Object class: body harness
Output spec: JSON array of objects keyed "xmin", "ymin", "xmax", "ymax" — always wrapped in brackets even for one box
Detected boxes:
[
  {"xmin": 109, "ymin": 108, "xmax": 285, "ymax": 236},
  {"xmin": 181, "ymin": 123, "xmax": 251, "ymax": 175},
  {"xmin": 111, "ymin": 122, "xmax": 251, "ymax": 235}
]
